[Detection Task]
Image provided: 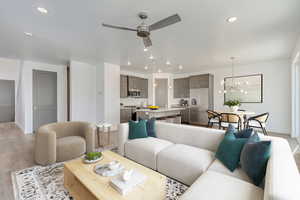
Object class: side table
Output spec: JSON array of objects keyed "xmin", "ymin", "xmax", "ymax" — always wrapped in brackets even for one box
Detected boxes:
[{"xmin": 96, "ymin": 123, "xmax": 112, "ymax": 148}]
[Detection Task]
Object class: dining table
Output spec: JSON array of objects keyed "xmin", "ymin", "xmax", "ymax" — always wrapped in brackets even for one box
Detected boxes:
[{"xmin": 215, "ymin": 110, "xmax": 256, "ymax": 129}]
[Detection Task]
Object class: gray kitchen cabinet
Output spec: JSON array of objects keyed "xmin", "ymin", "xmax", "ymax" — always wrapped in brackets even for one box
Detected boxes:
[
  {"xmin": 189, "ymin": 74, "xmax": 209, "ymax": 89},
  {"xmin": 140, "ymin": 78, "xmax": 148, "ymax": 98},
  {"xmin": 189, "ymin": 107, "xmax": 200, "ymax": 123},
  {"xmin": 180, "ymin": 108, "xmax": 190, "ymax": 123},
  {"xmin": 120, "ymin": 109, "xmax": 132, "ymax": 123},
  {"xmin": 124, "ymin": 75, "xmax": 148, "ymax": 98},
  {"xmin": 120, "ymin": 75, "xmax": 128, "ymax": 98},
  {"xmin": 128, "ymin": 76, "xmax": 138, "ymax": 90},
  {"xmin": 173, "ymin": 78, "xmax": 190, "ymax": 98}
]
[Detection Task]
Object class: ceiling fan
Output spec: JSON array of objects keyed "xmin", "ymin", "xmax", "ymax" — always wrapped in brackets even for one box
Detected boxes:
[{"xmin": 102, "ymin": 12, "xmax": 181, "ymax": 48}]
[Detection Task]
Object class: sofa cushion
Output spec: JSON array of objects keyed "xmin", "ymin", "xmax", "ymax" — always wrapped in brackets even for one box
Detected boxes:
[
  {"xmin": 157, "ymin": 144, "xmax": 214, "ymax": 185},
  {"xmin": 124, "ymin": 137, "xmax": 173, "ymax": 170},
  {"xmin": 179, "ymin": 171, "xmax": 264, "ymax": 200},
  {"xmin": 208, "ymin": 159, "xmax": 252, "ymax": 183},
  {"xmin": 56, "ymin": 136, "xmax": 86, "ymax": 162}
]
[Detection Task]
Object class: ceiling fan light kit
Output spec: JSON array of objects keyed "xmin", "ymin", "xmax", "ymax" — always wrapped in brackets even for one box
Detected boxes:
[{"xmin": 102, "ymin": 12, "xmax": 181, "ymax": 48}]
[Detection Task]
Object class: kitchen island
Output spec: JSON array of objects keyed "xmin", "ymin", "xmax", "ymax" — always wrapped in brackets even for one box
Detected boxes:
[{"xmin": 136, "ymin": 107, "xmax": 185, "ymax": 123}]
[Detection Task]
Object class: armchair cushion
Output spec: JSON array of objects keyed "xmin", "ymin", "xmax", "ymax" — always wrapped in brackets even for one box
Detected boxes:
[{"xmin": 56, "ymin": 136, "xmax": 86, "ymax": 162}]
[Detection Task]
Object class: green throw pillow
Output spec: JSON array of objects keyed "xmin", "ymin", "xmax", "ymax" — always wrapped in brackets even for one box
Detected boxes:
[
  {"xmin": 128, "ymin": 120, "xmax": 148, "ymax": 140},
  {"xmin": 215, "ymin": 131, "xmax": 248, "ymax": 172}
]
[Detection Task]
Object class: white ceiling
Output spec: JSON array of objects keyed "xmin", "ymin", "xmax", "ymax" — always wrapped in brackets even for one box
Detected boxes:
[{"xmin": 0, "ymin": 0, "xmax": 300, "ymax": 73}]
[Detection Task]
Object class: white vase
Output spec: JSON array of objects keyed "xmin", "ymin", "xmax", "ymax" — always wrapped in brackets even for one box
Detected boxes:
[{"xmin": 230, "ymin": 106, "xmax": 239, "ymax": 112}]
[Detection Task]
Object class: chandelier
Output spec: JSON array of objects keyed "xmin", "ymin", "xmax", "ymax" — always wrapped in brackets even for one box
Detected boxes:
[{"xmin": 218, "ymin": 57, "xmax": 249, "ymax": 95}]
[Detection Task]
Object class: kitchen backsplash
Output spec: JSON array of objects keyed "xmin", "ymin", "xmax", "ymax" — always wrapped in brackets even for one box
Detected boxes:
[{"xmin": 120, "ymin": 98, "xmax": 149, "ymax": 106}]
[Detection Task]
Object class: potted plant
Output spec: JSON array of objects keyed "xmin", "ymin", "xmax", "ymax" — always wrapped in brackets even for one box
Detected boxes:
[{"xmin": 224, "ymin": 99, "xmax": 241, "ymax": 112}]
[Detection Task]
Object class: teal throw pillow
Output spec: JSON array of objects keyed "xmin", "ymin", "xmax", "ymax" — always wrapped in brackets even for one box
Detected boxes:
[
  {"xmin": 215, "ymin": 131, "xmax": 248, "ymax": 172},
  {"xmin": 240, "ymin": 134, "xmax": 271, "ymax": 186},
  {"xmin": 138, "ymin": 117, "xmax": 157, "ymax": 137},
  {"xmin": 128, "ymin": 120, "xmax": 148, "ymax": 140},
  {"xmin": 226, "ymin": 124, "xmax": 254, "ymax": 138}
]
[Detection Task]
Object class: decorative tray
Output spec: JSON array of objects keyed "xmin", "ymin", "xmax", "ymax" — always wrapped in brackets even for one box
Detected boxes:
[{"xmin": 94, "ymin": 162, "xmax": 124, "ymax": 177}]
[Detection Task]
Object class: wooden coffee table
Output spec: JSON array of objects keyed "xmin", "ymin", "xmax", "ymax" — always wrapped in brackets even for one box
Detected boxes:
[{"xmin": 64, "ymin": 151, "xmax": 166, "ymax": 200}]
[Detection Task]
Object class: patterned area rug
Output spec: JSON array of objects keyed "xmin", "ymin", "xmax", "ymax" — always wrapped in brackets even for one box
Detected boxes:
[{"xmin": 12, "ymin": 162, "xmax": 188, "ymax": 200}]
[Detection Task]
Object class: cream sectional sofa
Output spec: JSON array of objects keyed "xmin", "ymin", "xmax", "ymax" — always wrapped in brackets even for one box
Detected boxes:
[{"xmin": 118, "ymin": 122, "xmax": 300, "ymax": 200}]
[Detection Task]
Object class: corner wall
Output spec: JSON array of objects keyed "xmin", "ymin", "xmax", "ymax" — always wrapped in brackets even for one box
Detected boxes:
[
  {"xmin": 70, "ymin": 61, "xmax": 97, "ymax": 123},
  {"xmin": 184, "ymin": 59, "xmax": 291, "ymax": 134}
]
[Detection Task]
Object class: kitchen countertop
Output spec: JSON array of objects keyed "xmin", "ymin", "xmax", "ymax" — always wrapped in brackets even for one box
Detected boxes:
[{"xmin": 136, "ymin": 107, "xmax": 185, "ymax": 113}]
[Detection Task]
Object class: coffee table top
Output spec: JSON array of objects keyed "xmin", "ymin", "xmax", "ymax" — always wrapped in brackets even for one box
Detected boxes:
[{"xmin": 64, "ymin": 151, "xmax": 166, "ymax": 200}]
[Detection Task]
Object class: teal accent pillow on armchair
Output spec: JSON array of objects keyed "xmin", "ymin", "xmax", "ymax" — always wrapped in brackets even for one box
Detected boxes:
[
  {"xmin": 215, "ymin": 129, "xmax": 248, "ymax": 172},
  {"xmin": 128, "ymin": 120, "xmax": 148, "ymax": 140}
]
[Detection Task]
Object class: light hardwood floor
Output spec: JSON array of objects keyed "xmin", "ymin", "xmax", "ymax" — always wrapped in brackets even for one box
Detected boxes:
[{"xmin": 0, "ymin": 122, "xmax": 299, "ymax": 200}]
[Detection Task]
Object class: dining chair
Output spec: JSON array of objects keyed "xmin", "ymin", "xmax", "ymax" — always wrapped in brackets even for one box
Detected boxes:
[
  {"xmin": 245, "ymin": 112, "xmax": 269, "ymax": 135},
  {"xmin": 207, "ymin": 110, "xmax": 220, "ymax": 128},
  {"xmin": 219, "ymin": 113, "xmax": 242, "ymax": 130}
]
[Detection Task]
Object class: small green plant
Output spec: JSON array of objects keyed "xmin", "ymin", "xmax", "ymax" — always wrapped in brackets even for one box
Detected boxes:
[
  {"xmin": 224, "ymin": 99, "xmax": 241, "ymax": 107},
  {"xmin": 85, "ymin": 152, "xmax": 102, "ymax": 161}
]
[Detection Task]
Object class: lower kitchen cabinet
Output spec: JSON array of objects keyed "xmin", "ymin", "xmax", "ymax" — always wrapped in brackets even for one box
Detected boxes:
[
  {"xmin": 120, "ymin": 109, "xmax": 132, "ymax": 123},
  {"xmin": 180, "ymin": 108, "xmax": 190, "ymax": 123}
]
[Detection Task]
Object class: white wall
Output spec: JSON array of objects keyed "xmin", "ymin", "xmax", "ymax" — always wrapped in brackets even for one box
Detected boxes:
[
  {"xmin": 184, "ymin": 59, "xmax": 291, "ymax": 134},
  {"xmin": 96, "ymin": 63, "xmax": 105, "ymax": 122},
  {"xmin": 70, "ymin": 61, "xmax": 96, "ymax": 123},
  {"xmin": 291, "ymin": 35, "xmax": 300, "ymax": 138},
  {"xmin": 21, "ymin": 61, "xmax": 67, "ymax": 133},
  {"xmin": 103, "ymin": 63, "xmax": 120, "ymax": 127}
]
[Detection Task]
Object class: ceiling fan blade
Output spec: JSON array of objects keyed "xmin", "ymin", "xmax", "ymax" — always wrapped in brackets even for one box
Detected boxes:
[
  {"xmin": 149, "ymin": 14, "xmax": 181, "ymax": 31},
  {"xmin": 102, "ymin": 23, "xmax": 137, "ymax": 31},
  {"xmin": 143, "ymin": 37, "xmax": 152, "ymax": 47}
]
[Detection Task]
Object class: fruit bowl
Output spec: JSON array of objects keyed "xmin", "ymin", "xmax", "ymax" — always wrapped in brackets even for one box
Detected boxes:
[{"xmin": 148, "ymin": 106, "xmax": 159, "ymax": 110}]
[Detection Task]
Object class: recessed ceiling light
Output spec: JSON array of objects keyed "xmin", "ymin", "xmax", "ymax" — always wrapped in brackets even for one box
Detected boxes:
[
  {"xmin": 144, "ymin": 66, "xmax": 148, "ymax": 70},
  {"xmin": 158, "ymin": 69, "xmax": 162, "ymax": 73},
  {"xmin": 227, "ymin": 17, "xmax": 237, "ymax": 23},
  {"xmin": 37, "ymin": 7, "xmax": 48, "ymax": 14},
  {"xmin": 144, "ymin": 48, "xmax": 148, "ymax": 52},
  {"xmin": 127, "ymin": 61, "xmax": 131, "ymax": 66},
  {"xmin": 24, "ymin": 32, "xmax": 33, "ymax": 37},
  {"xmin": 166, "ymin": 61, "xmax": 171, "ymax": 65},
  {"xmin": 179, "ymin": 65, "xmax": 183, "ymax": 70},
  {"xmin": 149, "ymin": 55, "xmax": 154, "ymax": 60}
]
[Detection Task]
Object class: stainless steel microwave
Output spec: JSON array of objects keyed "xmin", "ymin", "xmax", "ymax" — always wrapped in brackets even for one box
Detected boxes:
[{"xmin": 128, "ymin": 89, "xmax": 141, "ymax": 97}]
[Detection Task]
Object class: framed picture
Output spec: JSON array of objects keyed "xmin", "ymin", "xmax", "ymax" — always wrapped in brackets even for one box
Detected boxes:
[{"xmin": 224, "ymin": 74, "xmax": 263, "ymax": 103}]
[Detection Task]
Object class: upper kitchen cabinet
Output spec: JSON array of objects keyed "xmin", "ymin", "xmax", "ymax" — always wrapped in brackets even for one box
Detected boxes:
[
  {"xmin": 121, "ymin": 75, "xmax": 148, "ymax": 98},
  {"xmin": 120, "ymin": 75, "xmax": 128, "ymax": 98},
  {"xmin": 189, "ymin": 74, "xmax": 210, "ymax": 89},
  {"xmin": 128, "ymin": 76, "xmax": 139, "ymax": 90},
  {"xmin": 173, "ymin": 77, "xmax": 190, "ymax": 98}
]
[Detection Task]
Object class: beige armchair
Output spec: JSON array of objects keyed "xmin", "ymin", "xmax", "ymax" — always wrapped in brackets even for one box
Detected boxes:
[{"xmin": 35, "ymin": 121, "xmax": 96, "ymax": 165}]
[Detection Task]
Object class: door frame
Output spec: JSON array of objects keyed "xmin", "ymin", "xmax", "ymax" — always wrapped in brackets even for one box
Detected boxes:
[
  {"xmin": 22, "ymin": 61, "xmax": 67, "ymax": 134},
  {"xmin": 291, "ymin": 52, "xmax": 300, "ymax": 139}
]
